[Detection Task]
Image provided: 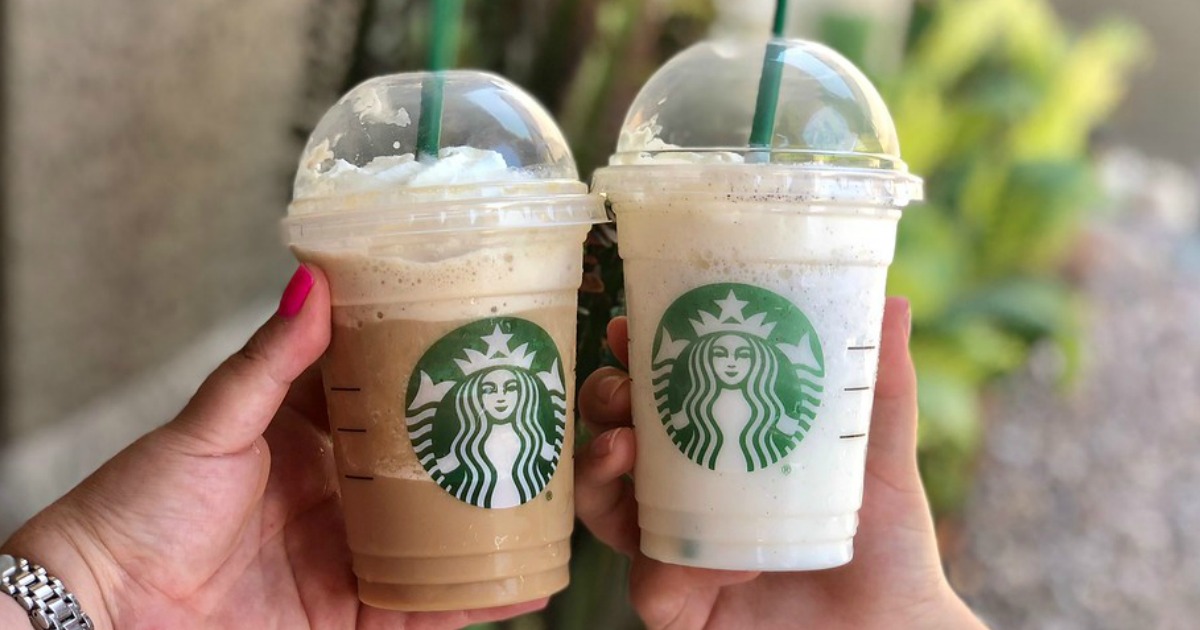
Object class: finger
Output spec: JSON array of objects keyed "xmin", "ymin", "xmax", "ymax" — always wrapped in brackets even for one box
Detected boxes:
[
  {"xmin": 864, "ymin": 297, "xmax": 921, "ymax": 492},
  {"xmin": 358, "ymin": 599, "xmax": 549, "ymax": 630},
  {"xmin": 607, "ymin": 316, "xmax": 630, "ymax": 367},
  {"xmin": 575, "ymin": 427, "xmax": 640, "ymax": 556},
  {"xmin": 413, "ymin": 599, "xmax": 550, "ymax": 630},
  {"xmin": 282, "ymin": 364, "xmax": 330, "ymax": 433},
  {"xmin": 629, "ymin": 557, "xmax": 759, "ymax": 630},
  {"xmin": 167, "ymin": 265, "xmax": 332, "ymax": 456},
  {"xmin": 577, "ymin": 366, "xmax": 632, "ymax": 436},
  {"xmin": 260, "ymin": 409, "xmax": 337, "ymax": 540}
]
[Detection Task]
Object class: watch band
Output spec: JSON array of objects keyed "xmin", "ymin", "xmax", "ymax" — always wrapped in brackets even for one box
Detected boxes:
[{"xmin": 0, "ymin": 555, "xmax": 94, "ymax": 630}]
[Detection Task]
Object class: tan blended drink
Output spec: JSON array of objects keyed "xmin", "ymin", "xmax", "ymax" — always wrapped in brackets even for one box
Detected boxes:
[{"xmin": 284, "ymin": 72, "xmax": 605, "ymax": 610}]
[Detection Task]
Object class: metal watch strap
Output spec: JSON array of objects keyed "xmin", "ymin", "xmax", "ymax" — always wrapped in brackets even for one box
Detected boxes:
[{"xmin": 0, "ymin": 555, "xmax": 94, "ymax": 630}]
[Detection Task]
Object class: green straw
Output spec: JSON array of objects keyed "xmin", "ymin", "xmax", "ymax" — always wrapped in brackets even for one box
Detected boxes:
[
  {"xmin": 748, "ymin": 0, "xmax": 789, "ymax": 155},
  {"xmin": 417, "ymin": 0, "xmax": 465, "ymax": 162}
]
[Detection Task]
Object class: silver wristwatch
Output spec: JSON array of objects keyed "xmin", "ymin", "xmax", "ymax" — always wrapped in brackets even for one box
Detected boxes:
[{"xmin": 0, "ymin": 555, "xmax": 94, "ymax": 630}]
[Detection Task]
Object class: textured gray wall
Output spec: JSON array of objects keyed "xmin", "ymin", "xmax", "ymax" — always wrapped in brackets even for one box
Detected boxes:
[
  {"xmin": 2, "ymin": 0, "xmax": 359, "ymax": 437},
  {"xmin": 1052, "ymin": 0, "xmax": 1200, "ymax": 168}
]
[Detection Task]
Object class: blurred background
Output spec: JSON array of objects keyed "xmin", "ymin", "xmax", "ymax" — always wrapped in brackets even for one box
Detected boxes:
[{"xmin": 1, "ymin": 0, "xmax": 1197, "ymax": 628}]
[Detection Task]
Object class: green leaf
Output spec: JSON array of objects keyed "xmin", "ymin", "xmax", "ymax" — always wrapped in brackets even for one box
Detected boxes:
[
  {"xmin": 907, "ymin": 0, "xmax": 1012, "ymax": 88},
  {"xmin": 947, "ymin": 320, "xmax": 1030, "ymax": 378},
  {"xmin": 919, "ymin": 438, "xmax": 978, "ymax": 516},
  {"xmin": 942, "ymin": 277, "xmax": 1076, "ymax": 340},
  {"xmin": 980, "ymin": 160, "xmax": 1096, "ymax": 275},
  {"xmin": 1009, "ymin": 19, "xmax": 1149, "ymax": 160},
  {"xmin": 912, "ymin": 352, "xmax": 982, "ymax": 452},
  {"xmin": 887, "ymin": 203, "xmax": 967, "ymax": 323}
]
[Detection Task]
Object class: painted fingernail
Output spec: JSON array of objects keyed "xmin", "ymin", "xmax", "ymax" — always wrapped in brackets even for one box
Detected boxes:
[
  {"xmin": 598, "ymin": 374, "xmax": 630, "ymax": 404},
  {"xmin": 277, "ymin": 265, "xmax": 315, "ymax": 318}
]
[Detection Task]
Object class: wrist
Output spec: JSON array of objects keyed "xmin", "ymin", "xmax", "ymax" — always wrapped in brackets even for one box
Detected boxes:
[
  {"xmin": 0, "ymin": 592, "xmax": 31, "ymax": 628},
  {"xmin": 3, "ymin": 509, "xmax": 118, "ymax": 630}
]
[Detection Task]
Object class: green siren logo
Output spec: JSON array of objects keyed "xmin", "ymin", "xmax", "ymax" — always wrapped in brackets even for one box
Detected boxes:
[
  {"xmin": 407, "ymin": 318, "xmax": 566, "ymax": 509},
  {"xmin": 653, "ymin": 284, "xmax": 825, "ymax": 472}
]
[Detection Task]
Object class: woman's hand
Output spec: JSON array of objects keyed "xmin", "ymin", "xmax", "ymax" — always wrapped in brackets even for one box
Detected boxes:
[
  {"xmin": 575, "ymin": 298, "xmax": 985, "ymax": 629},
  {"xmin": 2, "ymin": 266, "xmax": 545, "ymax": 629}
]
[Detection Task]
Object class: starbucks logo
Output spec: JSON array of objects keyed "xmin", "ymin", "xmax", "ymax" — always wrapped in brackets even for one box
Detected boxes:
[
  {"xmin": 653, "ymin": 284, "xmax": 825, "ymax": 472},
  {"xmin": 407, "ymin": 318, "xmax": 567, "ymax": 509}
]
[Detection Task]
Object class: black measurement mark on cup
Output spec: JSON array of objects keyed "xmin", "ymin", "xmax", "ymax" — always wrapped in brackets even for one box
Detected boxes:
[
  {"xmin": 343, "ymin": 474, "xmax": 375, "ymax": 481},
  {"xmin": 847, "ymin": 345, "xmax": 877, "ymax": 351},
  {"xmin": 336, "ymin": 427, "xmax": 367, "ymax": 433},
  {"xmin": 844, "ymin": 386, "xmax": 872, "ymax": 392},
  {"xmin": 840, "ymin": 433, "xmax": 867, "ymax": 440},
  {"xmin": 330, "ymin": 386, "xmax": 361, "ymax": 392}
]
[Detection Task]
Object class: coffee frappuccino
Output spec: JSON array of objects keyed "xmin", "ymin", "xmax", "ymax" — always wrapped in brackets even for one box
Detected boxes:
[{"xmin": 285, "ymin": 72, "xmax": 605, "ymax": 610}]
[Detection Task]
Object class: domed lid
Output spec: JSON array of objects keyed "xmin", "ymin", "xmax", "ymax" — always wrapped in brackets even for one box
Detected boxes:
[
  {"xmin": 292, "ymin": 70, "xmax": 584, "ymax": 205},
  {"xmin": 612, "ymin": 38, "xmax": 903, "ymax": 168},
  {"xmin": 595, "ymin": 38, "xmax": 921, "ymax": 207}
]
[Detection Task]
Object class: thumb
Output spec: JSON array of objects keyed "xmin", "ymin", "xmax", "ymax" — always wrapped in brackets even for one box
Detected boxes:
[
  {"xmin": 864, "ymin": 296, "xmax": 921, "ymax": 491},
  {"xmin": 167, "ymin": 265, "xmax": 331, "ymax": 456}
]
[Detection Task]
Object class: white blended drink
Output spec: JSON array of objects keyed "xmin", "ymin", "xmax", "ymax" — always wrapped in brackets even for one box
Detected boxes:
[
  {"xmin": 593, "ymin": 39, "xmax": 923, "ymax": 571},
  {"xmin": 284, "ymin": 72, "xmax": 605, "ymax": 610}
]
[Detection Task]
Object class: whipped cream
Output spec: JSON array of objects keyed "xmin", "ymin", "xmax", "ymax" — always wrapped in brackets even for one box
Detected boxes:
[
  {"xmin": 610, "ymin": 116, "xmax": 746, "ymax": 166},
  {"xmin": 294, "ymin": 146, "xmax": 532, "ymax": 200}
]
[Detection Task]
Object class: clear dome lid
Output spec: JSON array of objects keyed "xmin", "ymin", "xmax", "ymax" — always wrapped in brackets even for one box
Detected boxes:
[
  {"xmin": 611, "ymin": 38, "xmax": 905, "ymax": 171},
  {"xmin": 595, "ymin": 38, "xmax": 922, "ymax": 207},
  {"xmin": 285, "ymin": 70, "xmax": 605, "ymax": 242},
  {"xmin": 292, "ymin": 70, "xmax": 582, "ymax": 204}
]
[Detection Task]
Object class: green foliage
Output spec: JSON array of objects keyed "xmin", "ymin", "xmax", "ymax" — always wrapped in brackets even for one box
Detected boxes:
[{"xmin": 882, "ymin": 0, "xmax": 1146, "ymax": 513}]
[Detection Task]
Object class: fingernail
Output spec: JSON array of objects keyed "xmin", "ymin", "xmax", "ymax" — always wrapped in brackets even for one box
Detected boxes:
[
  {"xmin": 598, "ymin": 374, "xmax": 630, "ymax": 404},
  {"xmin": 277, "ymin": 265, "xmax": 315, "ymax": 318},
  {"xmin": 904, "ymin": 303, "xmax": 913, "ymax": 343},
  {"xmin": 593, "ymin": 428, "xmax": 622, "ymax": 457}
]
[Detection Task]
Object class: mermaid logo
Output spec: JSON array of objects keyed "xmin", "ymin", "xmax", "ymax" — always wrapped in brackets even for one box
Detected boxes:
[
  {"xmin": 406, "ymin": 318, "xmax": 567, "ymax": 509},
  {"xmin": 654, "ymin": 284, "xmax": 825, "ymax": 472}
]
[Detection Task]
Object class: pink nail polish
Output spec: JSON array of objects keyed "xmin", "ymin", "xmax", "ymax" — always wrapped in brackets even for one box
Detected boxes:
[{"xmin": 277, "ymin": 265, "xmax": 315, "ymax": 318}]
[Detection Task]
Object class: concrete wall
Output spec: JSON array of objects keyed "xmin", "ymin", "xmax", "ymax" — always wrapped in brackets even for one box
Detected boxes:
[{"xmin": 3, "ymin": 0, "xmax": 360, "ymax": 438}]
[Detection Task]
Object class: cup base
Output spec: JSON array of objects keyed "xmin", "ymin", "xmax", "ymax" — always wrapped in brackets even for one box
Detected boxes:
[
  {"xmin": 356, "ymin": 564, "xmax": 569, "ymax": 612},
  {"xmin": 640, "ymin": 533, "xmax": 854, "ymax": 572},
  {"xmin": 638, "ymin": 505, "xmax": 859, "ymax": 571}
]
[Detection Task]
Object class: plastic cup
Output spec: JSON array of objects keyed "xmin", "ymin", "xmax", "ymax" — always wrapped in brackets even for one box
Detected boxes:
[
  {"xmin": 592, "ymin": 39, "xmax": 923, "ymax": 571},
  {"xmin": 284, "ymin": 71, "xmax": 606, "ymax": 610}
]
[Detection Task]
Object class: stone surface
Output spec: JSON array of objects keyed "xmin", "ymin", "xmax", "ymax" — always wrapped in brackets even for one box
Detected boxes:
[
  {"xmin": 2, "ymin": 0, "xmax": 360, "ymax": 437},
  {"xmin": 955, "ymin": 177, "xmax": 1200, "ymax": 627}
]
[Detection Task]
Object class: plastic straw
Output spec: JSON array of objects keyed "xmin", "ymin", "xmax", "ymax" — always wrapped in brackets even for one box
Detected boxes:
[
  {"xmin": 417, "ymin": 0, "xmax": 465, "ymax": 162},
  {"xmin": 748, "ymin": 0, "xmax": 789, "ymax": 154}
]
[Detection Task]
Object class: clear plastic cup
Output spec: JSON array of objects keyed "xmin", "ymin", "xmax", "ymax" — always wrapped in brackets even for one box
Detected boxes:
[
  {"xmin": 284, "ymin": 71, "xmax": 606, "ymax": 610},
  {"xmin": 592, "ymin": 38, "xmax": 923, "ymax": 571}
]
